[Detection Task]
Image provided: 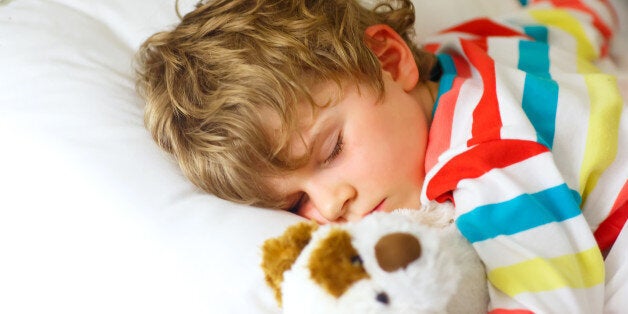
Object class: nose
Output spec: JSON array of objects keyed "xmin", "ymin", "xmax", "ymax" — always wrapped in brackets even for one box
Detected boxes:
[
  {"xmin": 374, "ymin": 232, "xmax": 422, "ymax": 272},
  {"xmin": 306, "ymin": 180, "xmax": 356, "ymax": 222}
]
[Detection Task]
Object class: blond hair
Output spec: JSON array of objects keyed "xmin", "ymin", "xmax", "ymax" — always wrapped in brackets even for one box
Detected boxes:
[{"xmin": 135, "ymin": 0, "xmax": 435, "ymax": 209}]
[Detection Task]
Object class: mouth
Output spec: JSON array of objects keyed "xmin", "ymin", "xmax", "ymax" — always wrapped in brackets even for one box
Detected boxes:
[{"xmin": 368, "ymin": 199, "xmax": 386, "ymax": 216}]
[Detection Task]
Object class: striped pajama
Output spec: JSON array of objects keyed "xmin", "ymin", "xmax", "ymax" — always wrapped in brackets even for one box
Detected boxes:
[{"xmin": 420, "ymin": 0, "xmax": 627, "ymax": 312}]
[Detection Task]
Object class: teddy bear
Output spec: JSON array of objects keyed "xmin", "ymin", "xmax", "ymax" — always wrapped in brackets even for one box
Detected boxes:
[{"xmin": 261, "ymin": 201, "xmax": 489, "ymax": 313}]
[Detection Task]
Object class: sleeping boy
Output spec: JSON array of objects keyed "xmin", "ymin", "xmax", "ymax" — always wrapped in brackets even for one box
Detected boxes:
[{"xmin": 136, "ymin": 0, "xmax": 627, "ymax": 312}]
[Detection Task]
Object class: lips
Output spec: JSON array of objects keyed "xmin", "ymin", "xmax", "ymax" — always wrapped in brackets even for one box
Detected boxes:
[{"xmin": 369, "ymin": 199, "xmax": 386, "ymax": 215}]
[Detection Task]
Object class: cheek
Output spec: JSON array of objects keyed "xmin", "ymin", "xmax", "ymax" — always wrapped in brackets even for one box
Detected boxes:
[
  {"xmin": 360, "ymin": 116, "xmax": 428, "ymax": 176},
  {"xmin": 394, "ymin": 109, "xmax": 429, "ymax": 170}
]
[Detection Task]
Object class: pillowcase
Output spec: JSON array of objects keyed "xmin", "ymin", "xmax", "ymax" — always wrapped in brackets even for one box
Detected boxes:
[{"xmin": 0, "ymin": 1, "xmax": 303, "ymax": 313}]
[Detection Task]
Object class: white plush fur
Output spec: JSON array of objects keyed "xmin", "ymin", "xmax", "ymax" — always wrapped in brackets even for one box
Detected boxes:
[{"xmin": 281, "ymin": 202, "xmax": 488, "ymax": 314}]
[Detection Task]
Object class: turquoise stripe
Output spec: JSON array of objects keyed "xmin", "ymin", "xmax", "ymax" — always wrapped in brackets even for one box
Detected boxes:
[
  {"xmin": 519, "ymin": 40, "xmax": 550, "ymax": 77},
  {"xmin": 433, "ymin": 53, "xmax": 456, "ymax": 119},
  {"xmin": 518, "ymin": 40, "xmax": 558, "ymax": 148},
  {"xmin": 524, "ymin": 25, "xmax": 548, "ymax": 43},
  {"xmin": 519, "ymin": 0, "xmax": 528, "ymax": 6},
  {"xmin": 521, "ymin": 75, "xmax": 558, "ymax": 148},
  {"xmin": 457, "ymin": 184, "xmax": 583, "ymax": 243}
]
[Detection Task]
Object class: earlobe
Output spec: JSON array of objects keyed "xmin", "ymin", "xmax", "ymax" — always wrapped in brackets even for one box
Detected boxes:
[{"xmin": 365, "ymin": 24, "xmax": 419, "ymax": 91}]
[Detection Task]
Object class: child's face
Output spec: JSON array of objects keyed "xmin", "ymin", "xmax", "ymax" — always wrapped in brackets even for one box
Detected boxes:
[{"xmin": 268, "ymin": 72, "xmax": 431, "ymax": 223}]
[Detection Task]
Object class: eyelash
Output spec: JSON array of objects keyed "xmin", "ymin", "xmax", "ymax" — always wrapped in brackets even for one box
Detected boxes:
[
  {"xmin": 289, "ymin": 193, "xmax": 305, "ymax": 213},
  {"xmin": 324, "ymin": 132, "xmax": 343, "ymax": 164}
]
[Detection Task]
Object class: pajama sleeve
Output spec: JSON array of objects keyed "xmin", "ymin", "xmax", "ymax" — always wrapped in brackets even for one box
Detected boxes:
[
  {"xmin": 421, "ymin": 0, "xmax": 623, "ymax": 312},
  {"xmin": 425, "ymin": 142, "xmax": 605, "ymax": 313}
]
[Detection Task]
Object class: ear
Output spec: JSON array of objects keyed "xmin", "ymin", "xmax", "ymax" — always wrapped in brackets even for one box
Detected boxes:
[
  {"xmin": 260, "ymin": 221, "xmax": 318, "ymax": 307},
  {"xmin": 308, "ymin": 228, "xmax": 369, "ymax": 298},
  {"xmin": 365, "ymin": 24, "xmax": 419, "ymax": 91}
]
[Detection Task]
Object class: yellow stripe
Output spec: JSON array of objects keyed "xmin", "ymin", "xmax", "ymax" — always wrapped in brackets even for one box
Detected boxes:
[
  {"xmin": 576, "ymin": 57, "xmax": 601, "ymax": 74},
  {"xmin": 488, "ymin": 246, "xmax": 604, "ymax": 296},
  {"xmin": 579, "ymin": 74, "xmax": 622, "ymax": 202},
  {"xmin": 530, "ymin": 9, "xmax": 598, "ymax": 68}
]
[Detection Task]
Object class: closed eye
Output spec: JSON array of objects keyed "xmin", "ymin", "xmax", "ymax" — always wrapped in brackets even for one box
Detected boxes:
[
  {"xmin": 323, "ymin": 132, "xmax": 343, "ymax": 164},
  {"xmin": 288, "ymin": 193, "xmax": 306, "ymax": 213}
]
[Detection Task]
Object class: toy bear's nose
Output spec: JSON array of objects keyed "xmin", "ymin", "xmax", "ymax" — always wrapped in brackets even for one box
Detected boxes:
[{"xmin": 374, "ymin": 232, "xmax": 421, "ymax": 272}]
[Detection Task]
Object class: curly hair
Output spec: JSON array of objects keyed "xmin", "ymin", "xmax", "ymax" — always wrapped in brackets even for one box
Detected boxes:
[{"xmin": 135, "ymin": 0, "xmax": 435, "ymax": 209}]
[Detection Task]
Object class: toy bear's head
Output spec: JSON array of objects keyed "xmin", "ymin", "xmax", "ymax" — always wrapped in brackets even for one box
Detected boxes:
[{"xmin": 261, "ymin": 202, "xmax": 488, "ymax": 314}]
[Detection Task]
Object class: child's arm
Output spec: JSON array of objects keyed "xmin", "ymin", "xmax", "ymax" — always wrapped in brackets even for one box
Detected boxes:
[
  {"xmin": 422, "ymin": 0, "xmax": 622, "ymax": 312},
  {"xmin": 425, "ymin": 145, "xmax": 605, "ymax": 313}
]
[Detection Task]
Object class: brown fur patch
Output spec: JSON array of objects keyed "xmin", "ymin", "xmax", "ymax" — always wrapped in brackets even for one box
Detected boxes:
[
  {"xmin": 375, "ymin": 232, "xmax": 422, "ymax": 272},
  {"xmin": 261, "ymin": 222, "xmax": 318, "ymax": 306},
  {"xmin": 308, "ymin": 228, "xmax": 369, "ymax": 298}
]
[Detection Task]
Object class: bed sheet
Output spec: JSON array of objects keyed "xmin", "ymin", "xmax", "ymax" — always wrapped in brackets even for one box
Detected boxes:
[{"xmin": 0, "ymin": 0, "xmax": 626, "ymax": 313}]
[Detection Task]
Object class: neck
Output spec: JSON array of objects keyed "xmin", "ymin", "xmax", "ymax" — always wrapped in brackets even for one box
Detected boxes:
[{"xmin": 414, "ymin": 80, "xmax": 439, "ymax": 125}]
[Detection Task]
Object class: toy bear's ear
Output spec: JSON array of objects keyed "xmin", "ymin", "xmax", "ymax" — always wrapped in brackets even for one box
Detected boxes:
[{"xmin": 261, "ymin": 221, "xmax": 318, "ymax": 306}]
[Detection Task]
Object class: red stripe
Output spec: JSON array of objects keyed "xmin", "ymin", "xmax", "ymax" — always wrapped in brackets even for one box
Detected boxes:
[
  {"xmin": 423, "ymin": 43, "xmax": 441, "ymax": 54},
  {"xmin": 594, "ymin": 181, "xmax": 628, "ymax": 251},
  {"xmin": 425, "ymin": 54, "xmax": 471, "ymax": 173},
  {"xmin": 441, "ymin": 18, "xmax": 526, "ymax": 38},
  {"xmin": 598, "ymin": 0, "xmax": 620, "ymax": 27},
  {"xmin": 426, "ymin": 140, "xmax": 549, "ymax": 201},
  {"xmin": 460, "ymin": 39, "xmax": 503, "ymax": 146}
]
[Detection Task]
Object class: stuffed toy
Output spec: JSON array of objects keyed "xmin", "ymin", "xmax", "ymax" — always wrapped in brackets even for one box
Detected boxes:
[{"xmin": 261, "ymin": 201, "xmax": 488, "ymax": 313}]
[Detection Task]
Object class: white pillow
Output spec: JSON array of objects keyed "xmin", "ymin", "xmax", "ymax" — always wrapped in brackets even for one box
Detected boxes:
[
  {"xmin": 0, "ymin": 1, "xmax": 301, "ymax": 313},
  {"xmin": 5, "ymin": 0, "xmax": 625, "ymax": 313}
]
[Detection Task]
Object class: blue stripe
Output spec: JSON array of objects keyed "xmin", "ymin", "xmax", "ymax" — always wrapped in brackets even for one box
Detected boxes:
[
  {"xmin": 518, "ymin": 40, "xmax": 550, "ymax": 76},
  {"xmin": 518, "ymin": 40, "xmax": 558, "ymax": 148},
  {"xmin": 522, "ymin": 75, "xmax": 559, "ymax": 148},
  {"xmin": 433, "ymin": 53, "xmax": 456, "ymax": 119},
  {"xmin": 457, "ymin": 184, "xmax": 582, "ymax": 243},
  {"xmin": 524, "ymin": 25, "xmax": 548, "ymax": 43},
  {"xmin": 519, "ymin": 0, "xmax": 529, "ymax": 6}
]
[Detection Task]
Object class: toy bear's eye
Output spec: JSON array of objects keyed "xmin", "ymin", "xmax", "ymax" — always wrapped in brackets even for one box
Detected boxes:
[{"xmin": 350, "ymin": 255, "xmax": 363, "ymax": 266}]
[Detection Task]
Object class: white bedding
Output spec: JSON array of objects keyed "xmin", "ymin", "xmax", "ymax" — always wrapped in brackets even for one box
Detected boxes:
[{"xmin": 0, "ymin": 0, "xmax": 626, "ymax": 313}]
